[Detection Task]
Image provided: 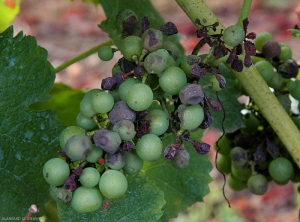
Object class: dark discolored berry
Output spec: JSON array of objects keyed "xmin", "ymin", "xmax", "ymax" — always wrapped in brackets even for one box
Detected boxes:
[
  {"xmin": 158, "ymin": 22, "xmax": 178, "ymax": 36},
  {"xmin": 277, "ymin": 59, "xmax": 299, "ymax": 79},
  {"xmin": 109, "ymin": 101, "xmax": 136, "ymax": 125},
  {"xmin": 93, "ymin": 129, "xmax": 122, "ymax": 154},
  {"xmin": 179, "ymin": 84, "xmax": 204, "ymax": 105},
  {"xmin": 105, "ymin": 152, "xmax": 125, "ymax": 170},
  {"xmin": 142, "ymin": 28, "xmax": 164, "ymax": 52},
  {"xmin": 262, "ymin": 40, "xmax": 281, "ymax": 58},
  {"xmin": 115, "ymin": 9, "xmax": 138, "ymax": 37},
  {"xmin": 164, "ymin": 144, "xmax": 179, "ymax": 160},
  {"xmin": 171, "ymin": 148, "xmax": 190, "ymax": 169}
]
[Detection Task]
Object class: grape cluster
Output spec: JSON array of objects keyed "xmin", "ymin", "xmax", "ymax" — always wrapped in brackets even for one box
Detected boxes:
[{"xmin": 43, "ymin": 9, "xmax": 230, "ymax": 213}]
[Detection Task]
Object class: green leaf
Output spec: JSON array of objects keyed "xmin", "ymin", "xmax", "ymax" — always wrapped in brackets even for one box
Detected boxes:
[
  {"xmin": 289, "ymin": 28, "xmax": 300, "ymax": 38},
  {"xmin": 0, "ymin": 26, "xmax": 65, "ymax": 216},
  {"xmin": 200, "ymin": 63, "xmax": 245, "ymax": 133},
  {"xmin": 29, "ymin": 83, "xmax": 85, "ymax": 126},
  {"xmin": 98, "ymin": 0, "xmax": 183, "ymax": 53},
  {"xmin": 141, "ymin": 131, "xmax": 213, "ymax": 221},
  {"xmin": 57, "ymin": 176, "xmax": 165, "ymax": 222},
  {"xmin": 0, "ymin": 1, "xmax": 20, "ymax": 31}
]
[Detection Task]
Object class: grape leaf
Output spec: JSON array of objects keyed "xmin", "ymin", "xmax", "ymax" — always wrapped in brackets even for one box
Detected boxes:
[
  {"xmin": 141, "ymin": 131, "xmax": 213, "ymax": 221},
  {"xmin": 98, "ymin": 0, "xmax": 183, "ymax": 54},
  {"xmin": 29, "ymin": 83, "xmax": 85, "ymax": 126},
  {"xmin": 200, "ymin": 63, "xmax": 245, "ymax": 133},
  {"xmin": 0, "ymin": 26, "xmax": 65, "ymax": 217},
  {"xmin": 57, "ymin": 176, "xmax": 165, "ymax": 222},
  {"xmin": 289, "ymin": 28, "xmax": 300, "ymax": 38}
]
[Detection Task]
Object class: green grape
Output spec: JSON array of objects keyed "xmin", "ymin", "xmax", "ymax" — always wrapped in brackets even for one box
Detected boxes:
[
  {"xmin": 216, "ymin": 154, "xmax": 231, "ymax": 174},
  {"xmin": 247, "ymin": 174, "xmax": 268, "ymax": 195},
  {"xmin": 242, "ymin": 112, "xmax": 260, "ymax": 133},
  {"xmin": 254, "ymin": 60, "xmax": 275, "ymax": 82},
  {"xmin": 286, "ymin": 79, "xmax": 297, "ymax": 93},
  {"xmin": 113, "ymin": 119, "xmax": 136, "ymax": 141},
  {"xmin": 126, "ymin": 83, "xmax": 153, "ymax": 111},
  {"xmin": 171, "ymin": 148, "xmax": 190, "ymax": 169},
  {"xmin": 59, "ymin": 126, "xmax": 85, "ymax": 151},
  {"xmin": 109, "ymin": 89, "xmax": 121, "ymax": 102},
  {"xmin": 262, "ymin": 40, "xmax": 281, "ymax": 58},
  {"xmin": 159, "ymin": 66, "xmax": 187, "ymax": 95},
  {"xmin": 142, "ymin": 28, "xmax": 164, "ymax": 52},
  {"xmin": 79, "ymin": 167, "xmax": 100, "ymax": 188},
  {"xmin": 145, "ymin": 108, "xmax": 169, "ymax": 136},
  {"xmin": 143, "ymin": 49, "xmax": 170, "ymax": 74},
  {"xmin": 227, "ymin": 173, "xmax": 247, "ymax": 191},
  {"xmin": 161, "ymin": 41, "xmax": 180, "ymax": 60},
  {"xmin": 76, "ymin": 112, "xmax": 97, "ymax": 130},
  {"xmin": 65, "ymin": 134, "xmax": 92, "ymax": 160},
  {"xmin": 231, "ymin": 164, "xmax": 252, "ymax": 181},
  {"xmin": 50, "ymin": 186, "xmax": 72, "ymax": 203},
  {"xmin": 43, "ymin": 158, "xmax": 70, "ymax": 186},
  {"xmin": 208, "ymin": 74, "xmax": 226, "ymax": 91},
  {"xmin": 80, "ymin": 95, "xmax": 97, "ymax": 118},
  {"xmin": 254, "ymin": 32, "xmax": 274, "ymax": 52},
  {"xmin": 98, "ymin": 45, "xmax": 114, "ymax": 61},
  {"xmin": 105, "ymin": 152, "xmax": 125, "ymax": 170},
  {"xmin": 121, "ymin": 36, "xmax": 142, "ymax": 61},
  {"xmin": 266, "ymin": 72, "xmax": 282, "ymax": 89},
  {"xmin": 86, "ymin": 144, "xmax": 103, "ymax": 163},
  {"xmin": 278, "ymin": 43, "xmax": 292, "ymax": 61},
  {"xmin": 268, "ymin": 157, "xmax": 294, "ymax": 183},
  {"xmin": 118, "ymin": 78, "xmax": 141, "ymax": 102},
  {"xmin": 123, "ymin": 151, "xmax": 144, "ymax": 175},
  {"xmin": 213, "ymin": 135, "xmax": 233, "ymax": 156},
  {"xmin": 222, "ymin": 25, "xmax": 245, "ymax": 47},
  {"xmin": 91, "ymin": 91, "xmax": 114, "ymax": 114},
  {"xmin": 230, "ymin": 146, "xmax": 248, "ymax": 169},
  {"xmin": 178, "ymin": 104, "xmax": 204, "ymax": 130},
  {"xmin": 136, "ymin": 134, "xmax": 163, "ymax": 161},
  {"xmin": 71, "ymin": 187, "xmax": 103, "ymax": 213},
  {"xmin": 99, "ymin": 170, "xmax": 128, "ymax": 199},
  {"xmin": 276, "ymin": 94, "xmax": 291, "ymax": 113}
]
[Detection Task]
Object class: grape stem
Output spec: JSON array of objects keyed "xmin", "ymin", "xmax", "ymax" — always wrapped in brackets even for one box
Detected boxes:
[
  {"xmin": 54, "ymin": 40, "xmax": 114, "ymax": 73},
  {"xmin": 176, "ymin": 0, "xmax": 300, "ymax": 169}
]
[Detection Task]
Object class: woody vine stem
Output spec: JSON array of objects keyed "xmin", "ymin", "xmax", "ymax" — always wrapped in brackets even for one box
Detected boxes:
[{"xmin": 176, "ymin": 0, "xmax": 300, "ymax": 169}]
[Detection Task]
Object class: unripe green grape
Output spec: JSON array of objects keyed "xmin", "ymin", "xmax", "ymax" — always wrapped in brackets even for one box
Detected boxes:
[
  {"xmin": 136, "ymin": 134, "xmax": 163, "ymax": 161},
  {"xmin": 268, "ymin": 157, "xmax": 294, "ymax": 183},
  {"xmin": 266, "ymin": 72, "xmax": 282, "ymax": 89},
  {"xmin": 59, "ymin": 126, "xmax": 86, "ymax": 151},
  {"xmin": 50, "ymin": 186, "xmax": 72, "ymax": 203},
  {"xmin": 208, "ymin": 74, "xmax": 226, "ymax": 91},
  {"xmin": 71, "ymin": 187, "xmax": 103, "ymax": 213},
  {"xmin": 222, "ymin": 25, "xmax": 245, "ymax": 47},
  {"xmin": 113, "ymin": 119, "xmax": 136, "ymax": 141},
  {"xmin": 254, "ymin": 32, "xmax": 274, "ymax": 52},
  {"xmin": 118, "ymin": 78, "xmax": 141, "ymax": 102},
  {"xmin": 76, "ymin": 112, "xmax": 97, "ymax": 130},
  {"xmin": 127, "ymin": 83, "xmax": 153, "ymax": 111},
  {"xmin": 142, "ymin": 28, "xmax": 164, "ymax": 52},
  {"xmin": 123, "ymin": 151, "xmax": 144, "ymax": 175},
  {"xmin": 247, "ymin": 174, "xmax": 268, "ymax": 195},
  {"xmin": 93, "ymin": 129, "xmax": 122, "ymax": 154},
  {"xmin": 216, "ymin": 154, "xmax": 231, "ymax": 174},
  {"xmin": 159, "ymin": 66, "xmax": 187, "ymax": 95},
  {"xmin": 99, "ymin": 170, "xmax": 128, "ymax": 199},
  {"xmin": 80, "ymin": 95, "xmax": 97, "ymax": 118},
  {"xmin": 227, "ymin": 173, "xmax": 247, "ymax": 191},
  {"xmin": 109, "ymin": 89, "xmax": 121, "ymax": 102},
  {"xmin": 178, "ymin": 104, "xmax": 204, "ymax": 130},
  {"xmin": 65, "ymin": 134, "xmax": 92, "ymax": 160},
  {"xmin": 286, "ymin": 79, "xmax": 297, "ymax": 92},
  {"xmin": 242, "ymin": 112, "xmax": 260, "ymax": 133},
  {"xmin": 171, "ymin": 148, "xmax": 190, "ymax": 169},
  {"xmin": 86, "ymin": 145, "xmax": 103, "ymax": 163},
  {"xmin": 231, "ymin": 164, "xmax": 252, "ymax": 181},
  {"xmin": 43, "ymin": 158, "xmax": 70, "ymax": 186},
  {"xmin": 254, "ymin": 60, "xmax": 275, "ymax": 82},
  {"xmin": 143, "ymin": 49, "xmax": 170, "ymax": 74},
  {"xmin": 276, "ymin": 94, "xmax": 291, "ymax": 113},
  {"xmin": 105, "ymin": 152, "xmax": 125, "ymax": 170},
  {"xmin": 262, "ymin": 40, "xmax": 281, "ymax": 58},
  {"xmin": 213, "ymin": 135, "xmax": 233, "ymax": 156},
  {"xmin": 98, "ymin": 46, "xmax": 114, "ymax": 61},
  {"xmin": 91, "ymin": 91, "xmax": 114, "ymax": 114},
  {"xmin": 161, "ymin": 41, "xmax": 180, "ymax": 60},
  {"xmin": 278, "ymin": 43, "xmax": 292, "ymax": 61},
  {"xmin": 230, "ymin": 146, "xmax": 248, "ymax": 169},
  {"xmin": 145, "ymin": 108, "xmax": 169, "ymax": 136},
  {"xmin": 79, "ymin": 167, "xmax": 100, "ymax": 188},
  {"xmin": 121, "ymin": 36, "xmax": 142, "ymax": 61}
]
